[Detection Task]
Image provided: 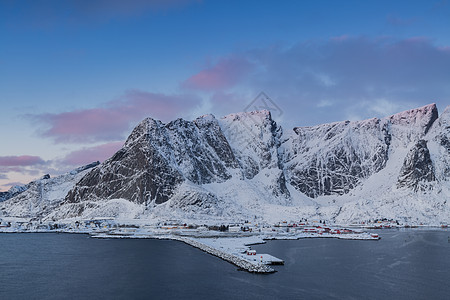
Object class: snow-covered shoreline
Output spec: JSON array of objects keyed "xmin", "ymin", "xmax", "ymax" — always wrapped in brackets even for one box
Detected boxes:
[
  {"xmin": 4, "ymin": 216, "xmax": 449, "ymax": 273},
  {"xmin": 0, "ymin": 220, "xmax": 388, "ymax": 273}
]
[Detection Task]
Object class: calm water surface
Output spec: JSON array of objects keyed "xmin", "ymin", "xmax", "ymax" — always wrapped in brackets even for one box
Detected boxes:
[{"xmin": 1, "ymin": 229, "xmax": 449, "ymax": 299}]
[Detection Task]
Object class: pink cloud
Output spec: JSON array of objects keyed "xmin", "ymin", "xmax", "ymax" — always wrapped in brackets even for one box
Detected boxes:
[
  {"xmin": 0, "ymin": 167, "xmax": 41, "ymax": 176},
  {"xmin": 0, "ymin": 164, "xmax": 41, "ymax": 192},
  {"xmin": 62, "ymin": 141, "xmax": 124, "ymax": 166},
  {"xmin": 199, "ymin": 36, "xmax": 450, "ymax": 127},
  {"xmin": 0, "ymin": 181, "xmax": 26, "ymax": 193},
  {"xmin": 0, "ymin": 181, "xmax": 23, "ymax": 192},
  {"xmin": 1, "ymin": 181, "xmax": 24, "ymax": 188},
  {"xmin": 32, "ymin": 90, "xmax": 202, "ymax": 143},
  {"xmin": 0, "ymin": 155, "xmax": 45, "ymax": 167},
  {"xmin": 182, "ymin": 56, "xmax": 254, "ymax": 90},
  {"xmin": 39, "ymin": 108, "xmax": 129, "ymax": 141}
]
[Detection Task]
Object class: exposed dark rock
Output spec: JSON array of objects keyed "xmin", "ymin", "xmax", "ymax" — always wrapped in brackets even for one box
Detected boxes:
[
  {"xmin": 275, "ymin": 172, "xmax": 290, "ymax": 197},
  {"xmin": 65, "ymin": 115, "xmax": 240, "ymax": 206},
  {"xmin": 0, "ymin": 185, "xmax": 27, "ymax": 203},
  {"xmin": 397, "ymin": 140, "xmax": 436, "ymax": 191},
  {"xmin": 286, "ymin": 118, "xmax": 390, "ymax": 198},
  {"xmin": 424, "ymin": 104, "xmax": 439, "ymax": 134},
  {"xmin": 62, "ymin": 104, "xmax": 441, "ymax": 210},
  {"xmin": 71, "ymin": 161, "xmax": 100, "ymax": 174}
]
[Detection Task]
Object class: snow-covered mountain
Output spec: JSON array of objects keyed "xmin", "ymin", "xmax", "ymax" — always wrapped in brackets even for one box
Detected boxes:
[
  {"xmin": 0, "ymin": 162, "xmax": 99, "ymax": 219},
  {"xmin": 1, "ymin": 104, "xmax": 450, "ymax": 224},
  {"xmin": 0, "ymin": 185, "xmax": 28, "ymax": 203}
]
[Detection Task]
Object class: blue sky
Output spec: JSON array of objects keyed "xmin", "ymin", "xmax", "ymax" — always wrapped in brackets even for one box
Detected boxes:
[{"xmin": 1, "ymin": 0, "xmax": 450, "ymax": 191}]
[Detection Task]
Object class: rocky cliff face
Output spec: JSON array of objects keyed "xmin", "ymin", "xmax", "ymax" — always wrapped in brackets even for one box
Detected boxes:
[
  {"xmin": 431, "ymin": 106, "xmax": 450, "ymax": 179},
  {"xmin": 283, "ymin": 118, "xmax": 391, "ymax": 198},
  {"xmin": 61, "ymin": 110, "xmax": 289, "ymax": 218},
  {"xmin": 65, "ymin": 104, "xmax": 441, "ymax": 206},
  {"xmin": 283, "ymin": 104, "xmax": 438, "ymax": 198},
  {"xmin": 218, "ymin": 110, "xmax": 289, "ymax": 197},
  {"xmin": 65, "ymin": 116, "xmax": 240, "ymax": 206},
  {"xmin": 3, "ymin": 103, "xmax": 449, "ymax": 224},
  {"xmin": 397, "ymin": 140, "xmax": 436, "ymax": 191}
]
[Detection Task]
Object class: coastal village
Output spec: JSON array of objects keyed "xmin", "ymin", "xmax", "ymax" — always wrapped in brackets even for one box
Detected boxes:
[
  {"xmin": 1, "ymin": 216, "xmax": 449, "ymax": 273},
  {"xmin": 0, "ymin": 216, "xmax": 391, "ymax": 237},
  {"xmin": 0, "ymin": 217, "xmax": 388, "ymax": 273}
]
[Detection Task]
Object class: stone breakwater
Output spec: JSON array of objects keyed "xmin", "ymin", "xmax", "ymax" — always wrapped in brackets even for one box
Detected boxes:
[
  {"xmin": 90, "ymin": 233, "xmax": 275, "ymax": 273},
  {"xmin": 173, "ymin": 236, "xmax": 275, "ymax": 274}
]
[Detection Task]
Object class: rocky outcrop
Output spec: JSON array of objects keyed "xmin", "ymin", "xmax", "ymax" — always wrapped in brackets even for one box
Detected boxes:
[
  {"xmin": 284, "ymin": 104, "xmax": 438, "ymax": 198},
  {"xmin": 65, "ymin": 115, "xmax": 240, "ymax": 206},
  {"xmin": 64, "ymin": 104, "xmax": 442, "ymax": 207},
  {"xmin": 432, "ymin": 106, "xmax": 450, "ymax": 178},
  {"xmin": 219, "ymin": 110, "xmax": 289, "ymax": 196},
  {"xmin": 284, "ymin": 118, "xmax": 391, "ymax": 198},
  {"xmin": 3, "ymin": 104, "xmax": 446, "ymax": 222},
  {"xmin": 397, "ymin": 140, "xmax": 436, "ymax": 191},
  {"xmin": 0, "ymin": 185, "xmax": 27, "ymax": 203}
]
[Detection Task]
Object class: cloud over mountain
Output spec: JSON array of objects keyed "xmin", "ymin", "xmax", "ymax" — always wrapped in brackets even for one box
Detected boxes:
[
  {"xmin": 32, "ymin": 90, "xmax": 202, "ymax": 143},
  {"xmin": 189, "ymin": 37, "xmax": 450, "ymax": 126}
]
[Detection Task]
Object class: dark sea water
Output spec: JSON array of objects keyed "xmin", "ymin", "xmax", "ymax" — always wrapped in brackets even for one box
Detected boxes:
[{"xmin": 1, "ymin": 229, "xmax": 449, "ymax": 300}]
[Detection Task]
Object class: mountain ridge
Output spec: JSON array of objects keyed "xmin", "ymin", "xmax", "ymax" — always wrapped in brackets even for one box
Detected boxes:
[{"xmin": 1, "ymin": 103, "xmax": 449, "ymax": 224}]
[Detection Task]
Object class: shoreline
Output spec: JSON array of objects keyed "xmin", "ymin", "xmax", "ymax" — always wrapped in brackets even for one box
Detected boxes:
[
  {"xmin": 0, "ymin": 227, "xmax": 385, "ymax": 274},
  {"xmin": 3, "ymin": 222, "xmax": 447, "ymax": 274}
]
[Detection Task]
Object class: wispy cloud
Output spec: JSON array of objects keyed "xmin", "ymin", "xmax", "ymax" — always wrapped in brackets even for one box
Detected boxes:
[
  {"xmin": 182, "ymin": 56, "xmax": 254, "ymax": 91},
  {"xmin": 62, "ymin": 141, "xmax": 123, "ymax": 166},
  {"xmin": 0, "ymin": 142, "xmax": 124, "ymax": 191},
  {"xmin": 0, "ymin": 167, "xmax": 41, "ymax": 177},
  {"xmin": 1, "ymin": 181, "xmax": 24, "ymax": 188},
  {"xmin": 191, "ymin": 36, "xmax": 450, "ymax": 126},
  {"xmin": 31, "ymin": 90, "xmax": 202, "ymax": 143},
  {"xmin": 0, "ymin": 155, "xmax": 45, "ymax": 167},
  {"xmin": 0, "ymin": 156, "xmax": 47, "ymax": 190}
]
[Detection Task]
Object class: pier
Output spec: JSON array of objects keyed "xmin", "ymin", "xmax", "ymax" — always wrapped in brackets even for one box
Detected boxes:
[
  {"xmin": 174, "ymin": 236, "xmax": 276, "ymax": 273},
  {"xmin": 245, "ymin": 253, "xmax": 285, "ymax": 265}
]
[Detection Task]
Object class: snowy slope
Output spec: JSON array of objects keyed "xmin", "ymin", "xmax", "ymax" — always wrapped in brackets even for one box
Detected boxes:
[
  {"xmin": 0, "ymin": 185, "xmax": 27, "ymax": 203},
  {"xmin": 314, "ymin": 104, "xmax": 450, "ymax": 224},
  {"xmin": 1, "ymin": 104, "xmax": 449, "ymax": 225},
  {"xmin": 0, "ymin": 162, "xmax": 99, "ymax": 219}
]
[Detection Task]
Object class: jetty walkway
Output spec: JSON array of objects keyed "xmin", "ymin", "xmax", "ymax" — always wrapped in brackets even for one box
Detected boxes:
[{"xmin": 174, "ymin": 236, "xmax": 275, "ymax": 273}]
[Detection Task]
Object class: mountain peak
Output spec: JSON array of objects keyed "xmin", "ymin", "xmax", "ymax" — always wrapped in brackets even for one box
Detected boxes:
[
  {"xmin": 221, "ymin": 109, "xmax": 272, "ymax": 122},
  {"xmin": 6, "ymin": 103, "xmax": 450, "ymax": 224},
  {"xmin": 386, "ymin": 103, "xmax": 438, "ymax": 135},
  {"xmin": 196, "ymin": 114, "xmax": 216, "ymax": 121},
  {"xmin": 124, "ymin": 117, "xmax": 162, "ymax": 147}
]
